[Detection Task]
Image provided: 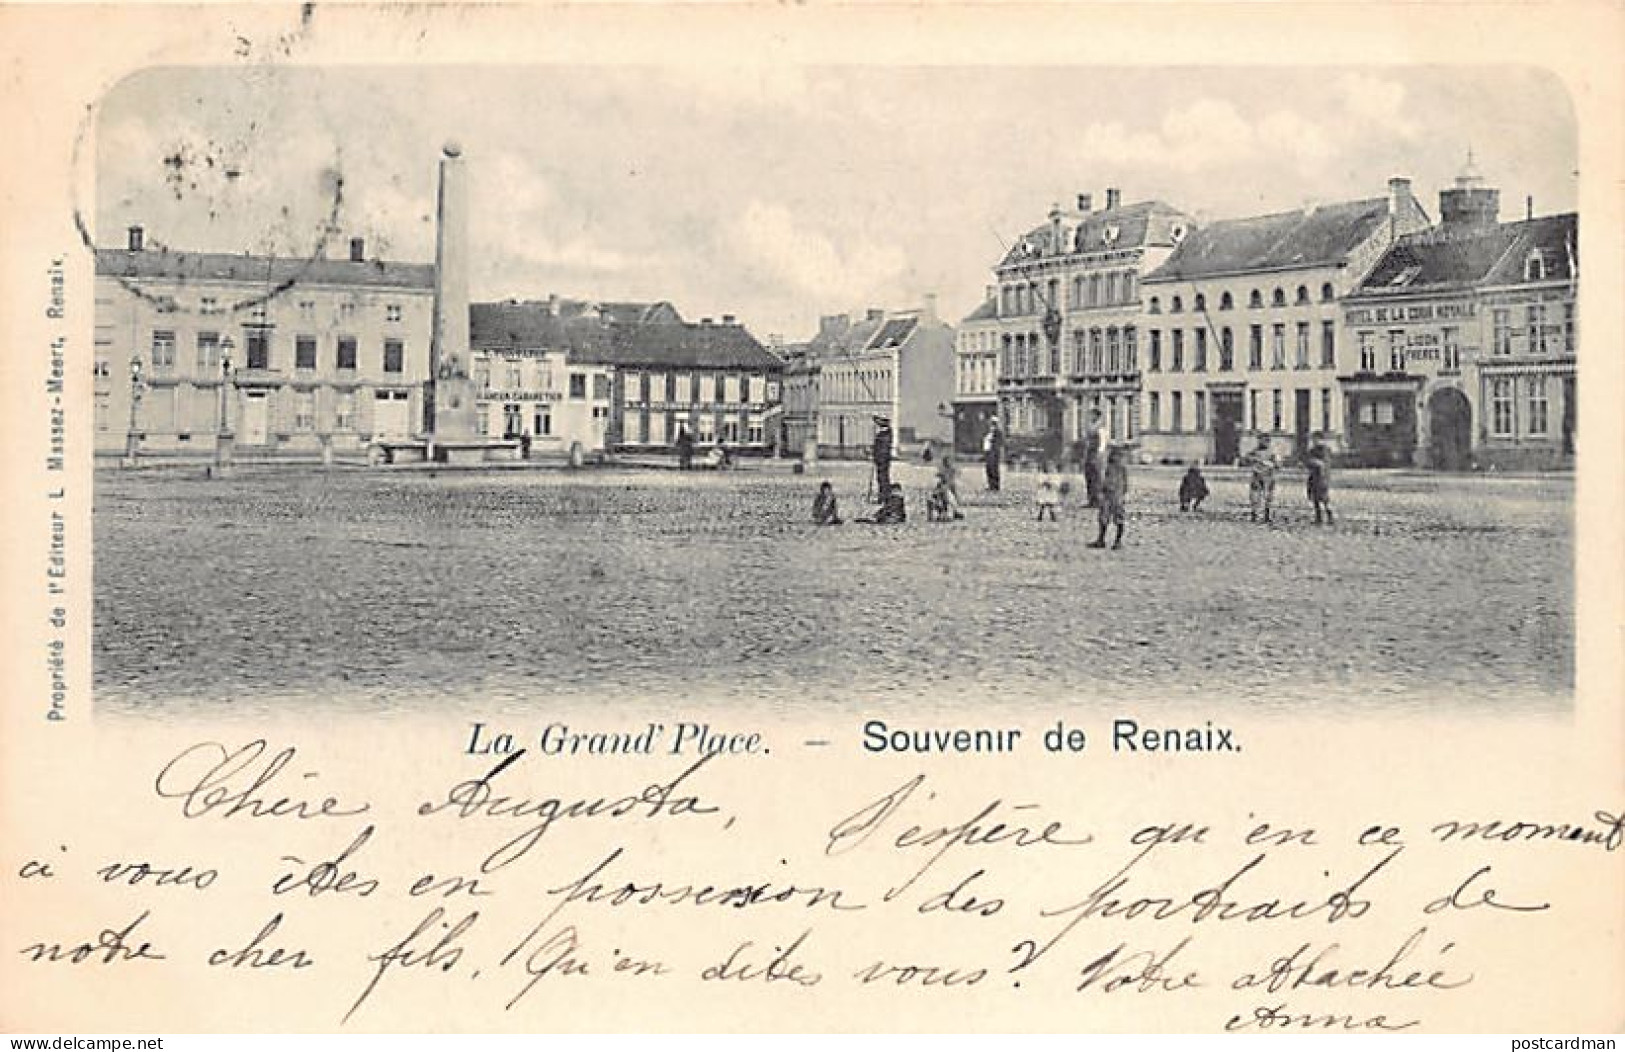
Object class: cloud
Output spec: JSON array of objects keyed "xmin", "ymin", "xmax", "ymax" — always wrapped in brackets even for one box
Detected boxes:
[
  {"xmin": 1074, "ymin": 96, "xmax": 1339, "ymax": 178},
  {"xmin": 1338, "ymin": 73, "xmax": 1419, "ymax": 138},
  {"xmin": 726, "ymin": 200, "xmax": 906, "ymax": 303}
]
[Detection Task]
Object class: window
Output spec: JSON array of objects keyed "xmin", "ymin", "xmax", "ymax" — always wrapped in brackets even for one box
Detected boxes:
[
  {"xmin": 1295, "ymin": 322, "xmax": 1310, "ymax": 369},
  {"xmin": 1320, "ymin": 321, "xmax": 1335, "ymax": 369},
  {"xmin": 383, "ymin": 339, "xmax": 403, "ymax": 374},
  {"xmin": 1193, "ymin": 329, "xmax": 1207, "ymax": 372},
  {"xmin": 1171, "ymin": 391, "xmax": 1183, "ymax": 433},
  {"xmin": 335, "ymin": 392, "xmax": 355, "ymax": 431},
  {"xmin": 1295, "ymin": 285, "xmax": 1310, "ymax": 305},
  {"xmin": 1249, "ymin": 389, "xmax": 1260, "ymax": 430},
  {"xmin": 747, "ymin": 415, "xmax": 765, "ymax": 445},
  {"xmin": 151, "ymin": 330, "xmax": 176, "ymax": 370},
  {"xmin": 1219, "ymin": 291, "xmax": 1233, "ymax": 311},
  {"xmin": 1360, "ymin": 402, "xmax": 1377, "ymax": 425},
  {"xmin": 1320, "ymin": 388, "xmax": 1332, "ymax": 432},
  {"xmin": 1527, "ymin": 303, "xmax": 1547, "ymax": 353},
  {"xmin": 1442, "ymin": 327, "xmax": 1460, "ymax": 370},
  {"xmin": 1272, "ymin": 288, "xmax": 1286, "ymax": 307},
  {"xmin": 1387, "ymin": 330, "xmax": 1405, "ymax": 372},
  {"xmin": 1089, "ymin": 275, "xmax": 1103, "ymax": 307},
  {"xmin": 1526, "ymin": 376, "xmax": 1549, "ymax": 435},
  {"xmin": 1248, "ymin": 325, "xmax": 1263, "ymax": 370},
  {"xmin": 1271, "ymin": 324, "xmax": 1286, "ymax": 369},
  {"xmin": 1491, "ymin": 378, "xmax": 1515, "ymax": 436},
  {"xmin": 724, "ymin": 374, "xmax": 740, "ymax": 403},
  {"xmin": 594, "ymin": 374, "xmax": 611, "ymax": 401},
  {"xmin": 1090, "ymin": 329, "xmax": 1104, "ymax": 374},
  {"xmin": 1525, "ymin": 251, "xmax": 1546, "ymax": 281},
  {"xmin": 200, "ymin": 296, "xmax": 219, "ymax": 315},
  {"xmin": 622, "ymin": 372, "xmax": 641, "ymax": 404},
  {"xmin": 296, "ymin": 335, "xmax": 317, "ymax": 371},
  {"xmin": 1376, "ymin": 401, "xmax": 1395, "ymax": 426},
  {"xmin": 1171, "ymin": 295, "xmax": 1184, "ymax": 314},
  {"xmin": 196, "ymin": 331, "xmax": 220, "ymax": 371},
  {"xmin": 1105, "ymin": 273, "xmax": 1120, "ymax": 304},
  {"xmin": 1563, "ymin": 302, "xmax": 1575, "ymax": 353},
  {"xmin": 1170, "ymin": 330, "xmax": 1184, "ymax": 372},
  {"xmin": 339, "ymin": 301, "xmax": 357, "ymax": 321},
  {"xmin": 1493, "ymin": 309, "xmax": 1513, "ymax": 355},
  {"xmin": 1123, "ymin": 272, "xmax": 1136, "ymax": 304},
  {"xmin": 1195, "ymin": 391, "xmax": 1208, "ymax": 432},
  {"xmin": 1194, "ymin": 293, "xmax": 1206, "ymax": 312},
  {"xmin": 1106, "ymin": 328, "xmax": 1121, "ymax": 373},
  {"xmin": 696, "ymin": 413, "xmax": 716, "ymax": 443},
  {"xmin": 1149, "ymin": 392, "xmax": 1161, "ymax": 431},
  {"xmin": 385, "ymin": 304, "xmax": 402, "ymax": 323},
  {"xmin": 1148, "ymin": 330, "xmax": 1162, "ymax": 372},
  {"xmin": 534, "ymin": 407, "xmax": 552, "ymax": 436},
  {"xmin": 1220, "ymin": 327, "xmax": 1234, "ymax": 371},
  {"xmin": 1249, "ymin": 289, "xmax": 1263, "ymax": 309},
  {"xmin": 713, "ymin": 374, "xmax": 727, "ymax": 402},
  {"xmin": 1320, "ymin": 282, "xmax": 1335, "ymax": 302},
  {"xmin": 1272, "ymin": 389, "xmax": 1283, "ymax": 431},
  {"xmin": 245, "ymin": 329, "xmax": 269, "ymax": 371},
  {"xmin": 1125, "ymin": 328, "xmax": 1138, "ymax": 372},
  {"xmin": 505, "ymin": 364, "xmax": 523, "ymax": 391},
  {"xmin": 336, "ymin": 336, "xmax": 357, "ymax": 371},
  {"xmin": 570, "ymin": 373, "xmax": 588, "ymax": 399},
  {"xmin": 294, "ymin": 390, "xmax": 315, "ymax": 431},
  {"xmin": 298, "ymin": 300, "xmax": 315, "ymax": 320},
  {"xmin": 1358, "ymin": 332, "xmax": 1376, "ymax": 372},
  {"xmin": 1049, "ymin": 339, "xmax": 1061, "ymax": 376},
  {"xmin": 1148, "ymin": 296, "xmax": 1161, "ymax": 315}
]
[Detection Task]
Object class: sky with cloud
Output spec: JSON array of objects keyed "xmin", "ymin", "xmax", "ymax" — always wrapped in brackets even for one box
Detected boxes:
[{"xmin": 96, "ymin": 65, "xmax": 1575, "ymax": 341}]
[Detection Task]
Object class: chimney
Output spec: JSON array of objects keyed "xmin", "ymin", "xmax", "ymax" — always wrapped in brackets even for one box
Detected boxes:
[
  {"xmin": 1387, "ymin": 176, "xmax": 1413, "ymax": 218},
  {"xmin": 1105, "ymin": 187, "xmax": 1121, "ymax": 211},
  {"xmin": 701, "ymin": 317, "xmax": 713, "ymax": 325},
  {"xmin": 1526, "ymin": 195, "xmax": 1534, "ymax": 221},
  {"xmin": 546, "ymin": 293, "xmax": 559, "ymax": 317},
  {"xmin": 1077, "ymin": 193, "xmax": 1093, "ymax": 213},
  {"xmin": 921, "ymin": 292, "xmax": 938, "ymax": 322},
  {"xmin": 127, "ymin": 225, "xmax": 144, "ymax": 252},
  {"xmin": 722, "ymin": 313, "xmax": 736, "ymax": 324},
  {"xmin": 349, "ymin": 236, "xmax": 365, "ymax": 262},
  {"xmin": 866, "ymin": 308, "xmax": 884, "ymax": 322}
]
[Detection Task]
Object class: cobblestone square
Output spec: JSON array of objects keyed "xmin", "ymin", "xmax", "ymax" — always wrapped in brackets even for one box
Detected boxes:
[{"xmin": 93, "ymin": 462, "xmax": 1573, "ymax": 715}]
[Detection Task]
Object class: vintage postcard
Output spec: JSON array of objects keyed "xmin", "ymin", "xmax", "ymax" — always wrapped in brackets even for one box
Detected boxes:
[{"xmin": 1, "ymin": 2, "xmax": 1621, "ymax": 1035}]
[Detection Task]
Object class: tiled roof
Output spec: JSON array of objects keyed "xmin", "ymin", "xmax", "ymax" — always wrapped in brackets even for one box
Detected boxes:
[
  {"xmin": 1144, "ymin": 198, "xmax": 1391, "ymax": 282},
  {"xmin": 1000, "ymin": 200, "xmax": 1189, "ymax": 267},
  {"xmin": 470, "ymin": 301, "xmax": 779, "ymax": 371},
  {"xmin": 1352, "ymin": 213, "xmax": 1578, "ymax": 296},
  {"xmin": 95, "ymin": 248, "xmax": 435, "ymax": 289},
  {"xmin": 868, "ymin": 317, "xmax": 919, "ymax": 350}
]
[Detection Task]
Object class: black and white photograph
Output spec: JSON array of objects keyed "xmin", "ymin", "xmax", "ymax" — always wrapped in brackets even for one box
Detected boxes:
[{"xmin": 89, "ymin": 63, "xmax": 1578, "ymax": 714}]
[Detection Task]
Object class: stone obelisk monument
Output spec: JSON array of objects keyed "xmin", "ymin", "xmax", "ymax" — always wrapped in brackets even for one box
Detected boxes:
[{"xmin": 425, "ymin": 141, "xmax": 482, "ymax": 462}]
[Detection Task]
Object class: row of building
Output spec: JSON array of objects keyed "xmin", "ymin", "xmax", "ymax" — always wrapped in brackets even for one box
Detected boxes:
[
  {"xmin": 953, "ymin": 161, "xmax": 1578, "ymax": 470},
  {"xmin": 93, "ymin": 230, "xmax": 785, "ymax": 460}
]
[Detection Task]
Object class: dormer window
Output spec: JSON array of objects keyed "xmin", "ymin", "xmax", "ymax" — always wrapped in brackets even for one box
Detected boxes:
[
  {"xmin": 1525, "ymin": 250, "xmax": 1547, "ymax": 281},
  {"xmin": 1249, "ymin": 289, "xmax": 1263, "ymax": 309},
  {"xmin": 1148, "ymin": 296, "xmax": 1161, "ymax": 315},
  {"xmin": 1194, "ymin": 293, "xmax": 1206, "ymax": 312},
  {"xmin": 1171, "ymin": 295, "xmax": 1184, "ymax": 314},
  {"xmin": 1272, "ymin": 288, "xmax": 1287, "ymax": 307},
  {"xmin": 1388, "ymin": 265, "xmax": 1422, "ymax": 287},
  {"xmin": 1219, "ymin": 291, "xmax": 1233, "ymax": 310}
]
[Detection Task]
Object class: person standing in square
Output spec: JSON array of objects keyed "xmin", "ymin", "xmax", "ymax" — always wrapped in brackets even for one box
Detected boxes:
[
  {"xmin": 1081, "ymin": 408, "xmax": 1105, "ymax": 508},
  {"xmin": 1088, "ymin": 445, "xmax": 1129, "ymax": 549},
  {"xmin": 1244, "ymin": 434, "xmax": 1280, "ymax": 523},
  {"xmin": 1305, "ymin": 434, "xmax": 1333, "ymax": 524}
]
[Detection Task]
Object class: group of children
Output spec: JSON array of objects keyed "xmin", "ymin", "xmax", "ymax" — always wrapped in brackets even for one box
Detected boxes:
[{"xmin": 812, "ymin": 433, "xmax": 1335, "ymax": 541}]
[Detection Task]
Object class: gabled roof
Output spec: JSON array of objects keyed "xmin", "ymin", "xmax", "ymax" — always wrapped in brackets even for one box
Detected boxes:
[
  {"xmin": 1144, "ymin": 197, "xmax": 1392, "ymax": 282},
  {"xmin": 469, "ymin": 301, "xmax": 779, "ymax": 371},
  {"xmin": 999, "ymin": 200, "xmax": 1190, "ymax": 268},
  {"xmin": 960, "ymin": 298, "xmax": 998, "ymax": 324},
  {"xmin": 95, "ymin": 248, "xmax": 435, "ymax": 289},
  {"xmin": 1352, "ymin": 213, "xmax": 1578, "ymax": 297},
  {"xmin": 868, "ymin": 317, "xmax": 919, "ymax": 350}
]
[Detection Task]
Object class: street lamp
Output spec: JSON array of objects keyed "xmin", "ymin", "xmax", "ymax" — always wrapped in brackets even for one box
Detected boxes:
[
  {"xmin": 213, "ymin": 336, "xmax": 236, "ymax": 478},
  {"xmin": 122, "ymin": 353, "xmax": 143, "ymax": 467}
]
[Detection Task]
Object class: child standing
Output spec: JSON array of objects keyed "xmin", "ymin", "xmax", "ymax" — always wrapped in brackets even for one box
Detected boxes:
[
  {"xmin": 1243, "ymin": 435, "xmax": 1280, "ymax": 523},
  {"xmin": 1088, "ymin": 446, "xmax": 1129, "ymax": 549},
  {"xmin": 1178, "ymin": 463, "xmax": 1210, "ymax": 512},
  {"xmin": 1305, "ymin": 436, "xmax": 1333, "ymax": 524},
  {"xmin": 1035, "ymin": 469, "xmax": 1061, "ymax": 522}
]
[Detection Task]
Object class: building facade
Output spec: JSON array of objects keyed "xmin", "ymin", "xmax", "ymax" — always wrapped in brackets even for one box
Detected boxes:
[
  {"xmin": 952, "ymin": 294, "xmax": 1000, "ymax": 455},
  {"xmin": 1139, "ymin": 179, "xmax": 1430, "ymax": 464},
  {"xmin": 1341, "ymin": 167, "xmax": 1576, "ymax": 469},
  {"xmin": 779, "ymin": 341, "xmax": 821, "ymax": 457},
  {"xmin": 815, "ymin": 304, "xmax": 955, "ymax": 457},
  {"xmin": 468, "ymin": 301, "xmax": 616, "ymax": 456},
  {"xmin": 990, "ymin": 190, "xmax": 1193, "ymax": 464},
  {"xmin": 95, "ymin": 229, "xmax": 435, "ymax": 457}
]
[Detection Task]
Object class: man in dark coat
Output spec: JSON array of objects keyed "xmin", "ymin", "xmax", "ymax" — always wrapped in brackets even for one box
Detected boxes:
[
  {"xmin": 872, "ymin": 416, "xmax": 894, "ymax": 497},
  {"xmin": 675, "ymin": 425, "xmax": 694, "ymax": 470},
  {"xmin": 983, "ymin": 420, "xmax": 1004, "ymax": 492},
  {"xmin": 1081, "ymin": 408, "xmax": 1105, "ymax": 508}
]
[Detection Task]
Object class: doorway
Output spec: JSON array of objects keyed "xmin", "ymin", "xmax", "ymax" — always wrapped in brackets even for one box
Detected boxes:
[
  {"xmin": 241, "ymin": 391, "xmax": 269, "ymax": 446},
  {"xmin": 1428, "ymin": 387, "xmax": 1472, "ymax": 471},
  {"xmin": 1211, "ymin": 391, "xmax": 1243, "ymax": 464}
]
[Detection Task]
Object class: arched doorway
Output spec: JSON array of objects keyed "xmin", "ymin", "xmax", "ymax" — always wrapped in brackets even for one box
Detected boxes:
[{"xmin": 1428, "ymin": 387, "xmax": 1472, "ymax": 471}]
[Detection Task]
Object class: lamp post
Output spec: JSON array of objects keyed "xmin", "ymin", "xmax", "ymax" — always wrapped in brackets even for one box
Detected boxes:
[
  {"xmin": 213, "ymin": 336, "xmax": 236, "ymax": 478},
  {"xmin": 122, "ymin": 353, "xmax": 143, "ymax": 468}
]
